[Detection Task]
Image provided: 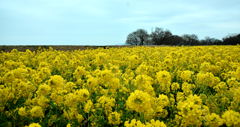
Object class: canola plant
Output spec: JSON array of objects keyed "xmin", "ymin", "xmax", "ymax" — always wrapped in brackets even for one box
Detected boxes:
[{"xmin": 0, "ymin": 46, "xmax": 240, "ymax": 127}]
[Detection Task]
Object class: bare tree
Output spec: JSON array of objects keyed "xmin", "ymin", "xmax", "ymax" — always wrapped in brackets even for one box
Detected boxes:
[
  {"xmin": 201, "ymin": 36, "xmax": 222, "ymax": 45},
  {"xmin": 126, "ymin": 33, "xmax": 140, "ymax": 45},
  {"xmin": 223, "ymin": 34, "xmax": 240, "ymax": 45},
  {"xmin": 126, "ymin": 27, "xmax": 239, "ymax": 45},
  {"xmin": 126, "ymin": 29, "xmax": 149, "ymax": 45},
  {"xmin": 182, "ymin": 34, "xmax": 199, "ymax": 45},
  {"xmin": 150, "ymin": 27, "xmax": 172, "ymax": 45}
]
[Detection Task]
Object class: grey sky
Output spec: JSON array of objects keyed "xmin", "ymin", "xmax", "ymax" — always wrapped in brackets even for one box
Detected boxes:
[{"xmin": 0, "ymin": 0, "xmax": 240, "ymax": 45}]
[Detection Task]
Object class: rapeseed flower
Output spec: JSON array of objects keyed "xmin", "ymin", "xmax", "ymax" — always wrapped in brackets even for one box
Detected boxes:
[{"xmin": 126, "ymin": 90, "xmax": 152, "ymax": 113}]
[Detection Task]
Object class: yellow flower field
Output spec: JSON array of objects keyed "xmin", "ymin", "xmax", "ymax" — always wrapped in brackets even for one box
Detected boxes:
[{"xmin": 0, "ymin": 46, "xmax": 240, "ymax": 127}]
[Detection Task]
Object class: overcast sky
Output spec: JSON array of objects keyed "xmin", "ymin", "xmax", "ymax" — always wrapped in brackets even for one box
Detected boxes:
[{"xmin": 0, "ymin": 0, "xmax": 240, "ymax": 45}]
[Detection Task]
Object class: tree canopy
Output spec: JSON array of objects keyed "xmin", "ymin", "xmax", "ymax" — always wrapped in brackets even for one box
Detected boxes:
[{"xmin": 126, "ymin": 27, "xmax": 240, "ymax": 45}]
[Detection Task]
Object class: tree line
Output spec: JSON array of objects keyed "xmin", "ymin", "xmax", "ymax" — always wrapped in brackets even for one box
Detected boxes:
[{"xmin": 126, "ymin": 27, "xmax": 240, "ymax": 45}]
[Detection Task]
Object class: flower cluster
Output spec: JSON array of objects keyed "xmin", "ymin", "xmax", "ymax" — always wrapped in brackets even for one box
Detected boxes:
[{"xmin": 0, "ymin": 46, "xmax": 240, "ymax": 126}]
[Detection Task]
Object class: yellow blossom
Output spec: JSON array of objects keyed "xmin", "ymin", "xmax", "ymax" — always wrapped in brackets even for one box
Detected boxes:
[
  {"xmin": 48, "ymin": 75, "xmax": 65, "ymax": 89},
  {"xmin": 108, "ymin": 112, "xmax": 121, "ymax": 125},
  {"xmin": 30, "ymin": 106, "xmax": 44, "ymax": 118},
  {"xmin": 1, "ymin": 46, "xmax": 240, "ymax": 127},
  {"xmin": 179, "ymin": 70, "xmax": 193, "ymax": 82},
  {"xmin": 156, "ymin": 71, "xmax": 171, "ymax": 84},
  {"xmin": 222, "ymin": 110, "xmax": 240, "ymax": 127},
  {"xmin": 84, "ymin": 100, "xmax": 93, "ymax": 113},
  {"xmin": 124, "ymin": 119, "xmax": 145, "ymax": 127},
  {"xmin": 204, "ymin": 113, "xmax": 223, "ymax": 127},
  {"xmin": 171, "ymin": 82, "xmax": 180, "ymax": 91},
  {"xmin": 146, "ymin": 119, "xmax": 166, "ymax": 127},
  {"xmin": 36, "ymin": 84, "xmax": 51, "ymax": 96},
  {"xmin": 18, "ymin": 107, "xmax": 28, "ymax": 117},
  {"xmin": 66, "ymin": 123, "xmax": 71, "ymax": 127},
  {"xmin": 76, "ymin": 114, "xmax": 84, "ymax": 123},
  {"xmin": 73, "ymin": 66, "xmax": 87, "ymax": 79},
  {"xmin": 75, "ymin": 88, "xmax": 90, "ymax": 102},
  {"xmin": 97, "ymin": 96, "xmax": 115, "ymax": 114},
  {"xmin": 196, "ymin": 72, "xmax": 220, "ymax": 87},
  {"xmin": 235, "ymin": 67, "xmax": 240, "ymax": 80},
  {"xmin": 126, "ymin": 90, "xmax": 152, "ymax": 113},
  {"xmin": 156, "ymin": 94, "xmax": 170, "ymax": 107},
  {"xmin": 27, "ymin": 123, "xmax": 41, "ymax": 127},
  {"xmin": 134, "ymin": 75, "xmax": 155, "ymax": 96}
]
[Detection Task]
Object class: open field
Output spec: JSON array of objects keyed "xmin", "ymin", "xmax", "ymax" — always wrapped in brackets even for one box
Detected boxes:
[{"xmin": 0, "ymin": 46, "xmax": 240, "ymax": 127}]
